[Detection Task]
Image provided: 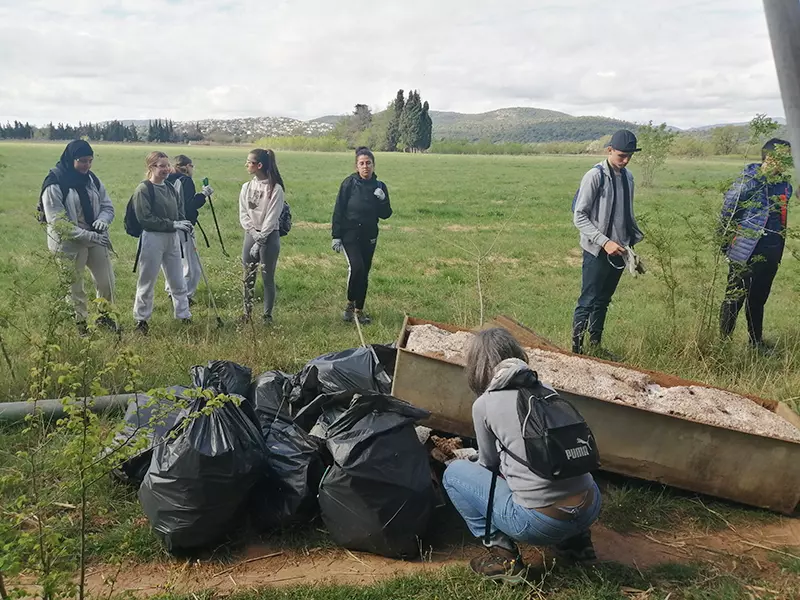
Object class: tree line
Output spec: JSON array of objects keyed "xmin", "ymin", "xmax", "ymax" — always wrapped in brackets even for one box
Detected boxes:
[{"xmin": 0, "ymin": 119, "xmax": 206, "ymax": 143}]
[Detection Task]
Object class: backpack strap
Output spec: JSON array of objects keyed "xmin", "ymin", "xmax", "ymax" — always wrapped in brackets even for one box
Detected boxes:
[{"xmin": 132, "ymin": 181, "xmax": 157, "ymax": 274}]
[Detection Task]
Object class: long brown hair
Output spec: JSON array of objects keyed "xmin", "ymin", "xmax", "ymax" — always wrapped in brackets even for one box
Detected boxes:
[
  {"xmin": 465, "ymin": 328, "xmax": 528, "ymax": 396},
  {"xmin": 145, "ymin": 151, "xmax": 169, "ymax": 178},
  {"xmin": 172, "ymin": 154, "xmax": 192, "ymax": 176},
  {"xmin": 249, "ymin": 148, "xmax": 286, "ymax": 192}
]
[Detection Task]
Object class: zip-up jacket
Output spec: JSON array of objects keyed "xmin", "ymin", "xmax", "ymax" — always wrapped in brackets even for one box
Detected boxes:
[
  {"xmin": 573, "ymin": 160, "xmax": 643, "ymax": 256},
  {"xmin": 167, "ymin": 173, "xmax": 206, "ymax": 225},
  {"xmin": 719, "ymin": 163, "xmax": 791, "ymax": 263},
  {"xmin": 331, "ymin": 173, "xmax": 392, "ymax": 241}
]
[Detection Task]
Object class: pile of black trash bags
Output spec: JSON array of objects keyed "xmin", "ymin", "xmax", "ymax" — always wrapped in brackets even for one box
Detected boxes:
[{"xmin": 109, "ymin": 345, "xmax": 436, "ymax": 559}]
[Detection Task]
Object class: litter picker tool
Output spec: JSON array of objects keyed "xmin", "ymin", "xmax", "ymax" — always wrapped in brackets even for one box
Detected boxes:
[
  {"xmin": 193, "ymin": 236, "xmax": 224, "ymax": 328},
  {"xmin": 203, "ymin": 177, "xmax": 229, "ymax": 257}
]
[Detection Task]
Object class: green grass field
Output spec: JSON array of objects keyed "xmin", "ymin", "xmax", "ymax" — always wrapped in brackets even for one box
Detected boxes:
[{"xmin": 1, "ymin": 142, "xmax": 799, "ymax": 599}]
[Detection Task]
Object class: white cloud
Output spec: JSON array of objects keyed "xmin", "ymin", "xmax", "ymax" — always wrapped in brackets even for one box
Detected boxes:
[{"xmin": 0, "ymin": 0, "xmax": 786, "ymax": 128}]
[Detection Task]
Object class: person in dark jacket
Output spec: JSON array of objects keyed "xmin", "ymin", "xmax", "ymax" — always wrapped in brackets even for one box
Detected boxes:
[
  {"xmin": 164, "ymin": 155, "xmax": 214, "ymax": 303},
  {"xmin": 330, "ymin": 147, "xmax": 392, "ymax": 324},
  {"xmin": 719, "ymin": 138, "xmax": 794, "ymax": 350}
]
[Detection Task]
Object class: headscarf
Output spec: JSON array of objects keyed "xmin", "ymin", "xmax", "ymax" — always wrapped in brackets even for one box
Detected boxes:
[{"xmin": 43, "ymin": 140, "xmax": 96, "ymax": 225}]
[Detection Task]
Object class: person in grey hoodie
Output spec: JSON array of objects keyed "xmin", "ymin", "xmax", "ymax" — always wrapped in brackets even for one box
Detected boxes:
[
  {"xmin": 442, "ymin": 328, "xmax": 601, "ymax": 584},
  {"xmin": 572, "ymin": 130, "xmax": 644, "ymax": 357},
  {"xmin": 40, "ymin": 140, "xmax": 116, "ymax": 334}
]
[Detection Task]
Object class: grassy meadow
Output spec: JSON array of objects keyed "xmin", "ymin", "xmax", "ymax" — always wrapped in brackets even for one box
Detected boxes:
[
  {"xmin": 0, "ymin": 141, "xmax": 798, "ymax": 403},
  {"xmin": 2, "ymin": 141, "xmax": 800, "ymax": 599}
]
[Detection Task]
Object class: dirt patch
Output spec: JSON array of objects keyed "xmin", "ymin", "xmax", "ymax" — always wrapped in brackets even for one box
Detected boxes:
[{"xmin": 404, "ymin": 325, "xmax": 800, "ymax": 443}]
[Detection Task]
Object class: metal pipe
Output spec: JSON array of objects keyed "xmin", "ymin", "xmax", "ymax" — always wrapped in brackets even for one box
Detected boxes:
[
  {"xmin": 0, "ymin": 394, "xmax": 136, "ymax": 423},
  {"xmin": 763, "ymin": 0, "xmax": 800, "ymax": 175}
]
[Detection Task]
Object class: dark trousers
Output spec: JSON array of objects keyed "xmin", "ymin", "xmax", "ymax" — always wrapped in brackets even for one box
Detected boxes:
[
  {"xmin": 342, "ymin": 236, "xmax": 377, "ymax": 310},
  {"xmin": 720, "ymin": 255, "xmax": 780, "ymax": 344},
  {"xmin": 572, "ymin": 250, "xmax": 624, "ymax": 351}
]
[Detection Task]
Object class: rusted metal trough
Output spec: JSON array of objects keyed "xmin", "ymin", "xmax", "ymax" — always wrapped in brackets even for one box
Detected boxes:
[{"xmin": 391, "ymin": 315, "xmax": 800, "ymax": 515}]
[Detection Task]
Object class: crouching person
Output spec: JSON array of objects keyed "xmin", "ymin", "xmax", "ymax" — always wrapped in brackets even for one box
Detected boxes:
[{"xmin": 443, "ymin": 328, "xmax": 601, "ymax": 584}]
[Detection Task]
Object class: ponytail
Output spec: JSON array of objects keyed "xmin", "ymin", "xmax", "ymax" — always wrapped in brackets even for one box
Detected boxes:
[{"xmin": 249, "ymin": 148, "xmax": 286, "ymax": 192}]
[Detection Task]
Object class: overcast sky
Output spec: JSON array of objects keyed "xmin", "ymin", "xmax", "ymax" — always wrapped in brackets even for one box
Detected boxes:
[{"xmin": 0, "ymin": 0, "xmax": 787, "ymax": 129}]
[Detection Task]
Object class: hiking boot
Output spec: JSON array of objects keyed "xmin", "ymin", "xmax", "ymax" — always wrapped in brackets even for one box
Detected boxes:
[
  {"xmin": 76, "ymin": 320, "xmax": 89, "ymax": 337},
  {"xmin": 469, "ymin": 546, "xmax": 527, "ymax": 585},
  {"xmin": 586, "ymin": 343, "xmax": 620, "ymax": 362},
  {"xmin": 342, "ymin": 302, "xmax": 355, "ymax": 322},
  {"xmin": 95, "ymin": 314, "xmax": 119, "ymax": 334},
  {"xmin": 552, "ymin": 530, "xmax": 598, "ymax": 566},
  {"xmin": 134, "ymin": 320, "xmax": 149, "ymax": 336},
  {"xmin": 354, "ymin": 309, "xmax": 371, "ymax": 325}
]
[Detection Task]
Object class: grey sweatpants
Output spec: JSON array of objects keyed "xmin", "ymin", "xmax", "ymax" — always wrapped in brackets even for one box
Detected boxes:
[
  {"xmin": 164, "ymin": 232, "xmax": 202, "ymax": 299},
  {"xmin": 60, "ymin": 245, "xmax": 116, "ymax": 321},
  {"xmin": 134, "ymin": 231, "xmax": 191, "ymax": 322},
  {"xmin": 242, "ymin": 230, "xmax": 280, "ymax": 318}
]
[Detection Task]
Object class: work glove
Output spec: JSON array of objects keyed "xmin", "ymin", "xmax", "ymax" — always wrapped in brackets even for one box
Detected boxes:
[
  {"xmin": 201, "ymin": 185, "xmax": 214, "ymax": 197},
  {"xmin": 254, "ymin": 230, "xmax": 272, "ymax": 245},
  {"xmin": 331, "ymin": 238, "xmax": 343, "ymax": 253},
  {"xmin": 92, "ymin": 219, "xmax": 109, "ymax": 233},
  {"xmin": 173, "ymin": 220, "xmax": 193, "ymax": 233},
  {"xmin": 623, "ymin": 246, "xmax": 646, "ymax": 277},
  {"xmin": 374, "ymin": 187, "xmax": 386, "ymax": 201},
  {"xmin": 89, "ymin": 231, "xmax": 112, "ymax": 248},
  {"xmin": 249, "ymin": 242, "xmax": 261, "ymax": 260}
]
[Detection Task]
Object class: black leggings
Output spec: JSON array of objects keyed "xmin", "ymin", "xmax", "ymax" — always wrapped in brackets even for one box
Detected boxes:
[
  {"xmin": 720, "ymin": 255, "xmax": 780, "ymax": 344},
  {"xmin": 342, "ymin": 236, "xmax": 377, "ymax": 310}
]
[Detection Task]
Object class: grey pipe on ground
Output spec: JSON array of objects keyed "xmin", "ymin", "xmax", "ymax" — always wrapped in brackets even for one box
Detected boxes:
[{"xmin": 0, "ymin": 394, "xmax": 137, "ymax": 424}]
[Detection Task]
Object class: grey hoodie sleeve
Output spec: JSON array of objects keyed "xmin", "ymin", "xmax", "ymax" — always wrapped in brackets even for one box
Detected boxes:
[
  {"xmin": 95, "ymin": 178, "xmax": 115, "ymax": 225},
  {"xmin": 573, "ymin": 168, "xmax": 610, "ymax": 250},
  {"xmin": 42, "ymin": 185, "xmax": 96, "ymax": 246},
  {"xmin": 472, "ymin": 395, "xmax": 500, "ymax": 470}
]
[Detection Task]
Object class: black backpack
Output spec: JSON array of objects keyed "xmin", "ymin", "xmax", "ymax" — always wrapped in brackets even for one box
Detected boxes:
[
  {"xmin": 37, "ymin": 171, "xmax": 101, "ymax": 224},
  {"xmin": 124, "ymin": 181, "xmax": 157, "ymax": 238},
  {"xmin": 498, "ymin": 376, "xmax": 600, "ymax": 480},
  {"xmin": 279, "ymin": 201, "xmax": 292, "ymax": 237}
]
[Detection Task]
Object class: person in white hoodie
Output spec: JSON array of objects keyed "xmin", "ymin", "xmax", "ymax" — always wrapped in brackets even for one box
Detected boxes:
[
  {"xmin": 239, "ymin": 148, "xmax": 285, "ymax": 324},
  {"xmin": 40, "ymin": 140, "xmax": 116, "ymax": 334}
]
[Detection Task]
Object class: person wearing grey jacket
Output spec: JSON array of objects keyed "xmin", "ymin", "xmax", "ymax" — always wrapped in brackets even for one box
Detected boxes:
[
  {"xmin": 442, "ymin": 328, "xmax": 601, "ymax": 584},
  {"xmin": 40, "ymin": 140, "xmax": 116, "ymax": 333},
  {"xmin": 571, "ymin": 130, "xmax": 644, "ymax": 356}
]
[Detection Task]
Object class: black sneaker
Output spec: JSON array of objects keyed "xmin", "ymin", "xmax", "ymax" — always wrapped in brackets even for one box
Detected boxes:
[
  {"xmin": 181, "ymin": 318, "xmax": 192, "ymax": 325},
  {"xmin": 134, "ymin": 320, "xmax": 149, "ymax": 336},
  {"xmin": 552, "ymin": 530, "xmax": 598, "ymax": 566},
  {"xmin": 342, "ymin": 302, "xmax": 355, "ymax": 322},
  {"xmin": 95, "ymin": 314, "xmax": 119, "ymax": 334},
  {"xmin": 586, "ymin": 343, "xmax": 620, "ymax": 362},
  {"xmin": 469, "ymin": 546, "xmax": 528, "ymax": 585},
  {"xmin": 76, "ymin": 320, "xmax": 89, "ymax": 337},
  {"xmin": 354, "ymin": 310, "xmax": 371, "ymax": 325},
  {"xmin": 262, "ymin": 314, "xmax": 273, "ymax": 325},
  {"xmin": 750, "ymin": 339, "xmax": 777, "ymax": 356}
]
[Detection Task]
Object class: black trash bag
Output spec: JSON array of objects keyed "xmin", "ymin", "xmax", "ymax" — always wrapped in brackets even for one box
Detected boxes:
[
  {"xmin": 190, "ymin": 360, "xmax": 252, "ymax": 398},
  {"xmin": 249, "ymin": 416, "xmax": 327, "ymax": 530},
  {"xmin": 249, "ymin": 370, "xmax": 294, "ymax": 423},
  {"xmin": 138, "ymin": 397, "xmax": 268, "ymax": 552},
  {"xmin": 292, "ymin": 390, "xmax": 354, "ymax": 437},
  {"xmin": 318, "ymin": 392, "xmax": 434, "ymax": 559},
  {"xmin": 289, "ymin": 346, "xmax": 392, "ymax": 412},
  {"xmin": 371, "ymin": 343, "xmax": 397, "ymax": 378},
  {"xmin": 108, "ymin": 386, "xmax": 187, "ymax": 488}
]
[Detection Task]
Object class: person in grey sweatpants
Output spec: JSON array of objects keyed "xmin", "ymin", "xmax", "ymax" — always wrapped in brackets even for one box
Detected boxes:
[
  {"xmin": 132, "ymin": 151, "xmax": 192, "ymax": 335},
  {"xmin": 239, "ymin": 148, "xmax": 285, "ymax": 324}
]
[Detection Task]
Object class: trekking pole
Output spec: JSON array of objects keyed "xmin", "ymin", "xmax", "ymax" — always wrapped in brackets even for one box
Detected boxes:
[
  {"xmin": 203, "ymin": 177, "xmax": 229, "ymax": 257},
  {"xmin": 193, "ymin": 238, "xmax": 224, "ymax": 328}
]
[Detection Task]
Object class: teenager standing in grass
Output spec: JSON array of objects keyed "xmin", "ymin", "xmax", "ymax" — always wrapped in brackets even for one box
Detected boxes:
[
  {"xmin": 239, "ymin": 148, "xmax": 285, "ymax": 324},
  {"xmin": 571, "ymin": 129, "xmax": 644, "ymax": 358},
  {"xmin": 164, "ymin": 154, "xmax": 214, "ymax": 304},
  {"xmin": 443, "ymin": 328, "xmax": 601, "ymax": 584},
  {"xmin": 132, "ymin": 151, "xmax": 192, "ymax": 335},
  {"xmin": 40, "ymin": 140, "xmax": 116, "ymax": 334},
  {"xmin": 330, "ymin": 147, "xmax": 392, "ymax": 325},
  {"xmin": 719, "ymin": 138, "xmax": 794, "ymax": 351}
]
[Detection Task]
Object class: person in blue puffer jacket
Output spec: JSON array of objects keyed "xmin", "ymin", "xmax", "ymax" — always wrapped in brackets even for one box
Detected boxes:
[{"xmin": 719, "ymin": 138, "xmax": 794, "ymax": 350}]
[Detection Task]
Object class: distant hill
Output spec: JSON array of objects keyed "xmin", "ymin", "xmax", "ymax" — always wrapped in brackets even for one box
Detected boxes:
[{"xmin": 428, "ymin": 108, "xmax": 637, "ymax": 143}]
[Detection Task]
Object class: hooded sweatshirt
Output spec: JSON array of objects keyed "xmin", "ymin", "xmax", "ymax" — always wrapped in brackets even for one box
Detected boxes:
[
  {"xmin": 331, "ymin": 173, "xmax": 392, "ymax": 241},
  {"xmin": 239, "ymin": 177, "xmax": 285, "ymax": 238},
  {"xmin": 472, "ymin": 358, "xmax": 594, "ymax": 509}
]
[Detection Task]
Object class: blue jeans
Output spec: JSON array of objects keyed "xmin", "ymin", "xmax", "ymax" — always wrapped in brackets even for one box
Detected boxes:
[
  {"xmin": 442, "ymin": 460, "xmax": 601, "ymax": 546},
  {"xmin": 572, "ymin": 249, "xmax": 624, "ymax": 351}
]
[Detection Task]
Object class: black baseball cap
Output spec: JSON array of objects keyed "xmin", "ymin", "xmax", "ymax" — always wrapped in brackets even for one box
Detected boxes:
[{"xmin": 607, "ymin": 129, "xmax": 641, "ymax": 153}]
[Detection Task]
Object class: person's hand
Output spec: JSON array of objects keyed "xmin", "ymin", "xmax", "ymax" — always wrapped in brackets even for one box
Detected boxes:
[
  {"xmin": 90, "ymin": 231, "xmax": 111, "ymax": 248},
  {"xmin": 603, "ymin": 240, "xmax": 626, "ymax": 256},
  {"xmin": 201, "ymin": 185, "xmax": 214, "ymax": 197},
  {"xmin": 92, "ymin": 219, "xmax": 108, "ymax": 232},
  {"xmin": 331, "ymin": 238, "xmax": 343, "ymax": 253},
  {"xmin": 374, "ymin": 187, "xmax": 386, "ymax": 201},
  {"xmin": 173, "ymin": 220, "xmax": 193, "ymax": 233},
  {"xmin": 249, "ymin": 242, "xmax": 261, "ymax": 260}
]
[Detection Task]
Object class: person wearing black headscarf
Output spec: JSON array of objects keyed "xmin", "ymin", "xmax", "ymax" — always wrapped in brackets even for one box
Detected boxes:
[{"xmin": 41, "ymin": 140, "xmax": 116, "ymax": 332}]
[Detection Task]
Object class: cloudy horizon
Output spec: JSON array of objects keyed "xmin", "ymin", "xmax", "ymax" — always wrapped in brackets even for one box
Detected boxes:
[{"xmin": 0, "ymin": 0, "xmax": 787, "ymax": 129}]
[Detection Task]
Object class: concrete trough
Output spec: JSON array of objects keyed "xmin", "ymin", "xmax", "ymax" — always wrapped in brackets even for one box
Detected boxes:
[{"xmin": 391, "ymin": 315, "xmax": 800, "ymax": 515}]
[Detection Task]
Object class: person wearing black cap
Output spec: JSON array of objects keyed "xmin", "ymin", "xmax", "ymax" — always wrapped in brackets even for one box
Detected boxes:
[
  {"xmin": 571, "ymin": 130, "xmax": 644, "ymax": 357},
  {"xmin": 40, "ymin": 140, "xmax": 116, "ymax": 333}
]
